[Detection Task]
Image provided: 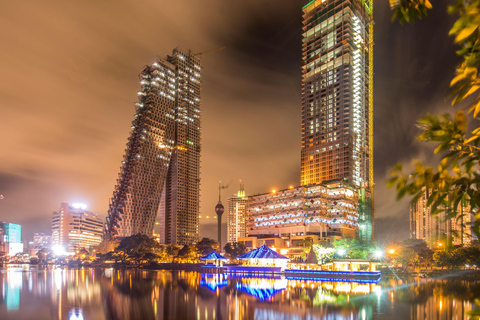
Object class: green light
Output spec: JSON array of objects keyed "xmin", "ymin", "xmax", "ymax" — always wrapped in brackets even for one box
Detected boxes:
[
  {"xmin": 186, "ymin": 140, "xmax": 194, "ymax": 145},
  {"xmin": 302, "ymin": 0, "xmax": 316, "ymax": 9}
]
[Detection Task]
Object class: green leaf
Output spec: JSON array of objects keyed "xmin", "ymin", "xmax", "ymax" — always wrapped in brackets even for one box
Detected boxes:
[{"xmin": 387, "ymin": 177, "xmax": 398, "ymax": 188}]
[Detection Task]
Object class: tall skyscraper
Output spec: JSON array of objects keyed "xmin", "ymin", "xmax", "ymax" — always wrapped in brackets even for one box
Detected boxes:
[
  {"xmin": 300, "ymin": 0, "xmax": 374, "ymax": 241},
  {"xmin": 52, "ymin": 203, "xmax": 103, "ymax": 253},
  {"xmin": 227, "ymin": 183, "xmax": 248, "ymax": 244},
  {"xmin": 106, "ymin": 47, "xmax": 201, "ymax": 245}
]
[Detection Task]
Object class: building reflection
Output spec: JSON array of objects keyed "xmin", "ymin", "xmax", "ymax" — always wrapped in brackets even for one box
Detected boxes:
[{"xmin": 0, "ymin": 267, "xmax": 479, "ymax": 319}]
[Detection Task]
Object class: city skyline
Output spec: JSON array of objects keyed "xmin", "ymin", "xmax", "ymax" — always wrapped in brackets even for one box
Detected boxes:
[{"xmin": 0, "ymin": 0, "xmax": 458, "ymax": 245}]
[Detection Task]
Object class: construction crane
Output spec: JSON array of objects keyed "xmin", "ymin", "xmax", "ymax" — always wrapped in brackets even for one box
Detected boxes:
[{"xmin": 194, "ymin": 47, "xmax": 226, "ymax": 56}]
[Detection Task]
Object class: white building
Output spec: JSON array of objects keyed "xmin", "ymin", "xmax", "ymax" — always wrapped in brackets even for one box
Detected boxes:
[
  {"xmin": 227, "ymin": 183, "xmax": 248, "ymax": 244},
  {"xmin": 52, "ymin": 203, "xmax": 103, "ymax": 253}
]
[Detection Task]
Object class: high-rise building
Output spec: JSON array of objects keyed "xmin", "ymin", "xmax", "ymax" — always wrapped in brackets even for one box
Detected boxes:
[
  {"xmin": 52, "ymin": 203, "xmax": 103, "ymax": 253},
  {"xmin": 410, "ymin": 188, "xmax": 478, "ymax": 246},
  {"xmin": 300, "ymin": 0, "xmax": 374, "ymax": 241},
  {"xmin": 106, "ymin": 47, "xmax": 201, "ymax": 245},
  {"xmin": 227, "ymin": 183, "xmax": 248, "ymax": 244}
]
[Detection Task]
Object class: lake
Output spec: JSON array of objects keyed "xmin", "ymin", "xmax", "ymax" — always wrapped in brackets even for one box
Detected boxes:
[{"xmin": 0, "ymin": 265, "xmax": 479, "ymax": 319}]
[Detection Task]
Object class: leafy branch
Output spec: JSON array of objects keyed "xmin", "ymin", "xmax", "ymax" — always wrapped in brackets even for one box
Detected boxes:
[{"xmin": 388, "ymin": 0, "xmax": 480, "ymax": 240}]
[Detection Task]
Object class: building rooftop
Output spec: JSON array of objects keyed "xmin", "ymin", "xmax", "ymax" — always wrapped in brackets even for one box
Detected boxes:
[{"xmin": 237, "ymin": 245, "xmax": 289, "ymax": 260}]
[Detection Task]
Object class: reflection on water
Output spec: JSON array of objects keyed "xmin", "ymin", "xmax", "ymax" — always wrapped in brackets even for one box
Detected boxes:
[{"xmin": 0, "ymin": 265, "xmax": 479, "ymax": 319}]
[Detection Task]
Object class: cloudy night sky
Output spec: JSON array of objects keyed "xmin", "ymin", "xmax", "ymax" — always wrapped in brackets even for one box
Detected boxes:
[{"xmin": 0, "ymin": 0, "xmax": 459, "ymax": 245}]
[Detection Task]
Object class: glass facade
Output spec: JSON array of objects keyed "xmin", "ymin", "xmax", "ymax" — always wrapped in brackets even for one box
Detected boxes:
[{"xmin": 0, "ymin": 223, "xmax": 22, "ymax": 243}]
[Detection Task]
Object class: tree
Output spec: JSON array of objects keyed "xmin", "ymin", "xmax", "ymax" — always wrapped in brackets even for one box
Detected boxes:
[
  {"xmin": 97, "ymin": 238, "xmax": 120, "ymax": 254},
  {"xmin": 195, "ymin": 238, "xmax": 219, "ymax": 256},
  {"xmin": 36, "ymin": 248, "xmax": 54, "ymax": 263},
  {"xmin": 395, "ymin": 247, "xmax": 420, "ymax": 271},
  {"xmin": 311, "ymin": 245, "xmax": 336, "ymax": 264},
  {"xmin": 388, "ymin": 0, "xmax": 480, "ymax": 241},
  {"xmin": 332, "ymin": 237, "xmax": 378, "ymax": 259},
  {"xmin": 223, "ymin": 242, "xmax": 247, "ymax": 259},
  {"xmin": 115, "ymin": 233, "xmax": 161, "ymax": 265},
  {"xmin": 400, "ymin": 239, "xmax": 434, "ymax": 268},
  {"xmin": 434, "ymin": 251, "xmax": 454, "ymax": 269},
  {"xmin": 300, "ymin": 237, "xmax": 314, "ymax": 248},
  {"xmin": 75, "ymin": 248, "xmax": 90, "ymax": 261},
  {"xmin": 166, "ymin": 243, "xmax": 181, "ymax": 262},
  {"xmin": 176, "ymin": 244, "xmax": 198, "ymax": 262}
]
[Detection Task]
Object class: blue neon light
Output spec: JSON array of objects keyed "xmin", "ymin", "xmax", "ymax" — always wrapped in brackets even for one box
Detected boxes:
[
  {"xmin": 200, "ymin": 279, "xmax": 228, "ymax": 291},
  {"xmin": 227, "ymin": 274, "xmax": 282, "ymax": 280},
  {"xmin": 200, "ymin": 274, "xmax": 228, "ymax": 291},
  {"xmin": 227, "ymin": 266, "xmax": 282, "ymax": 273},
  {"xmin": 235, "ymin": 283, "xmax": 284, "ymax": 301},
  {"xmin": 285, "ymin": 276, "xmax": 381, "ymax": 283},
  {"xmin": 284, "ymin": 269, "xmax": 381, "ymax": 276}
]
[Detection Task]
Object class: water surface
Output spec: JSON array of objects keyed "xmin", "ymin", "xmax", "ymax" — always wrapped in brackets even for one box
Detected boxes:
[{"xmin": 0, "ymin": 265, "xmax": 478, "ymax": 319}]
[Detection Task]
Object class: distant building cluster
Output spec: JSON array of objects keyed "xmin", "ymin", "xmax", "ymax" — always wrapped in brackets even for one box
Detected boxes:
[{"xmin": 410, "ymin": 188, "xmax": 478, "ymax": 247}]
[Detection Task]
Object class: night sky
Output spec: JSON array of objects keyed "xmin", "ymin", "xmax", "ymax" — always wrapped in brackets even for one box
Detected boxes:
[{"xmin": 0, "ymin": 0, "xmax": 459, "ymax": 246}]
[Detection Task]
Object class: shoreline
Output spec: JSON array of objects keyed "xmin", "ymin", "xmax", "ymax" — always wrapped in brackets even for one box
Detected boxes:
[{"xmin": 4, "ymin": 262, "xmax": 480, "ymax": 280}]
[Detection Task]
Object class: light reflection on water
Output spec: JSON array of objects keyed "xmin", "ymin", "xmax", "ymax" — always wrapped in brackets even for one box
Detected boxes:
[{"xmin": 0, "ymin": 265, "xmax": 478, "ymax": 319}]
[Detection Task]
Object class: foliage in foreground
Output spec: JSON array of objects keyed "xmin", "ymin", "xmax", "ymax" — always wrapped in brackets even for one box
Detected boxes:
[{"xmin": 388, "ymin": 0, "xmax": 480, "ymax": 241}]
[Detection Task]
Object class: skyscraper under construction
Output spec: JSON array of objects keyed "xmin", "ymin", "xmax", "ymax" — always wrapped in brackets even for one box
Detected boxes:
[
  {"xmin": 300, "ymin": 0, "xmax": 374, "ymax": 241},
  {"xmin": 106, "ymin": 47, "xmax": 201, "ymax": 245}
]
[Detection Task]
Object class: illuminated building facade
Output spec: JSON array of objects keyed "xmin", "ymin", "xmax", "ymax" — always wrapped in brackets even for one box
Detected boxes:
[
  {"xmin": 227, "ymin": 183, "xmax": 248, "ymax": 243},
  {"xmin": 106, "ymin": 47, "xmax": 202, "ymax": 245},
  {"xmin": 0, "ymin": 222, "xmax": 21, "ymax": 243},
  {"xmin": 0, "ymin": 222, "xmax": 23, "ymax": 255},
  {"xmin": 246, "ymin": 180, "xmax": 358, "ymax": 242},
  {"xmin": 52, "ymin": 203, "xmax": 103, "ymax": 253},
  {"xmin": 300, "ymin": 0, "xmax": 374, "ymax": 241},
  {"xmin": 410, "ymin": 188, "xmax": 478, "ymax": 246},
  {"xmin": 33, "ymin": 233, "xmax": 51, "ymax": 249}
]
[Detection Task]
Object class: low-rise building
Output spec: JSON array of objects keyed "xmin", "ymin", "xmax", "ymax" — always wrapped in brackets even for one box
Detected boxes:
[
  {"xmin": 247, "ymin": 180, "xmax": 358, "ymax": 239},
  {"xmin": 239, "ymin": 180, "xmax": 358, "ymax": 259}
]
